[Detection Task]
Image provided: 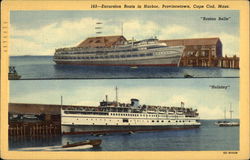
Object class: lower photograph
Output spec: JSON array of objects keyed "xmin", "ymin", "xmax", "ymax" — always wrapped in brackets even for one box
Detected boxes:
[{"xmin": 9, "ymin": 78, "xmax": 239, "ymax": 151}]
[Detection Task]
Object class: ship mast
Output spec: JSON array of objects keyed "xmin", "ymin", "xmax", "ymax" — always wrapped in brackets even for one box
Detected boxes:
[
  {"xmin": 95, "ymin": 22, "xmax": 102, "ymax": 35},
  {"xmin": 229, "ymin": 103, "xmax": 233, "ymax": 120},
  {"xmin": 115, "ymin": 86, "xmax": 118, "ymax": 106},
  {"xmin": 61, "ymin": 96, "xmax": 63, "ymax": 106},
  {"xmin": 121, "ymin": 22, "xmax": 123, "ymax": 35},
  {"xmin": 224, "ymin": 107, "xmax": 226, "ymax": 120},
  {"xmin": 61, "ymin": 95, "xmax": 63, "ymax": 115}
]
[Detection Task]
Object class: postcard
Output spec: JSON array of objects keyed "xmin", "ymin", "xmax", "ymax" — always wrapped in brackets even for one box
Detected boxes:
[{"xmin": 1, "ymin": 0, "xmax": 249, "ymax": 160}]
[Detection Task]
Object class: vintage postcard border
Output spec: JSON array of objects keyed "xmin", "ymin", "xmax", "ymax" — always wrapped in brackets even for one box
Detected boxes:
[{"xmin": 1, "ymin": 0, "xmax": 249, "ymax": 159}]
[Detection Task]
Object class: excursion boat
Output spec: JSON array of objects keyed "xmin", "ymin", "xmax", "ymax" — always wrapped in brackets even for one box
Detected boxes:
[
  {"xmin": 61, "ymin": 87, "xmax": 201, "ymax": 135},
  {"xmin": 53, "ymin": 36, "xmax": 184, "ymax": 66}
]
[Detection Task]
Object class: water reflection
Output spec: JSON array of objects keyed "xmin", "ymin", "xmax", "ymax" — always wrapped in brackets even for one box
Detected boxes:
[
  {"xmin": 52, "ymin": 65, "xmax": 232, "ymax": 79},
  {"xmin": 9, "ymin": 120, "xmax": 239, "ymax": 151},
  {"xmin": 9, "ymin": 135, "xmax": 61, "ymax": 150},
  {"xmin": 10, "ymin": 56, "xmax": 239, "ymax": 79}
]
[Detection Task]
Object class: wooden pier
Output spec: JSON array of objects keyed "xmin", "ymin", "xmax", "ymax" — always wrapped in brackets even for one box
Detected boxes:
[
  {"xmin": 9, "ymin": 121, "xmax": 61, "ymax": 136},
  {"xmin": 179, "ymin": 55, "xmax": 239, "ymax": 69}
]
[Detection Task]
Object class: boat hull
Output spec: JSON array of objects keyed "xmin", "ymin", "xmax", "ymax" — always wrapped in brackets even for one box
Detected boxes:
[
  {"xmin": 62, "ymin": 124, "xmax": 200, "ymax": 135},
  {"xmin": 54, "ymin": 56, "xmax": 181, "ymax": 66},
  {"xmin": 62, "ymin": 139, "xmax": 102, "ymax": 148},
  {"xmin": 218, "ymin": 123, "xmax": 239, "ymax": 127}
]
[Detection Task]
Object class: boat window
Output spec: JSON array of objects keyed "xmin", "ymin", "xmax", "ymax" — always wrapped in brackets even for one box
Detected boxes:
[
  {"xmin": 162, "ymin": 120, "xmax": 164, "ymax": 122},
  {"xmin": 168, "ymin": 120, "xmax": 170, "ymax": 122},
  {"xmin": 126, "ymin": 55, "xmax": 131, "ymax": 57},
  {"xmin": 121, "ymin": 55, "xmax": 125, "ymax": 58},
  {"xmin": 157, "ymin": 120, "xmax": 159, "ymax": 122},
  {"xmin": 123, "ymin": 119, "xmax": 129, "ymax": 123},
  {"xmin": 140, "ymin": 54, "xmax": 145, "ymax": 56}
]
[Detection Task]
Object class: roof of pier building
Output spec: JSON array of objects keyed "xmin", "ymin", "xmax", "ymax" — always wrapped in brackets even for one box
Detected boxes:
[
  {"xmin": 77, "ymin": 35, "xmax": 127, "ymax": 48},
  {"xmin": 159, "ymin": 37, "xmax": 221, "ymax": 46}
]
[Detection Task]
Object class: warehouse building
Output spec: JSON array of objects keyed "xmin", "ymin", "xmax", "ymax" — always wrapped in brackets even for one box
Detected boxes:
[{"xmin": 160, "ymin": 37, "xmax": 238, "ymax": 68}]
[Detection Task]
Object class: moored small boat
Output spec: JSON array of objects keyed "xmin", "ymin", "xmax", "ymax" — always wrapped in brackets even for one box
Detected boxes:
[
  {"xmin": 215, "ymin": 104, "xmax": 239, "ymax": 127},
  {"xmin": 218, "ymin": 121, "xmax": 239, "ymax": 127},
  {"xmin": 9, "ymin": 66, "xmax": 21, "ymax": 80},
  {"xmin": 62, "ymin": 139, "xmax": 102, "ymax": 148}
]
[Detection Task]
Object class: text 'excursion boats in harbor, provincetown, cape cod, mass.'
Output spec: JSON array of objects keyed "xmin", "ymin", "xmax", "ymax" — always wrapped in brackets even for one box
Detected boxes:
[
  {"xmin": 61, "ymin": 87, "xmax": 201, "ymax": 134},
  {"xmin": 53, "ymin": 35, "xmax": 185, "ymax": 66}
]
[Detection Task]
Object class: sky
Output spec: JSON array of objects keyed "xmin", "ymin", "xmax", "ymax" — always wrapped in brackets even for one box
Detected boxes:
[
  {"xmin": 10, "ymin": 10, "xmax": 239, "ymax": 56},
  {"xmin": 10, "ymin": 78, "xmax": 239, "ymax": 119}
]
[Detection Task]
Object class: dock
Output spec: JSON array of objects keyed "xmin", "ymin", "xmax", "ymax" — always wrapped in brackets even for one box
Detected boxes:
[
  {"xmin": 9, "ymin": 121, "xmax": 61, "ymax": 136},
  {"xmin": 9, "ymin": 103, "xmax": 61, "ymax": 136}
]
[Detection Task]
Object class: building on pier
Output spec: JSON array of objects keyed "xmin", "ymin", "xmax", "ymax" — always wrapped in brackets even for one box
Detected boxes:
[{"xmin": 160, "ymin": 37, "xmax": 239, "ymax": 69}]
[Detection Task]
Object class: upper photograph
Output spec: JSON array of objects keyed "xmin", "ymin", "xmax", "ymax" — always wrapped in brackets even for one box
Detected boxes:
[{"xmin": 9, "ymin": 10, "xmax": 239, "ymax": 79}]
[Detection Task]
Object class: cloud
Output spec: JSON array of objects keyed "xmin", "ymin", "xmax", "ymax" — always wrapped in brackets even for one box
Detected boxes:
[
  {"xmin": 198, "ymin": 106, "xmax": 223, "ymax": 119},
  {"xmin": 10, "ymin": 17, "xmax": 100, "ymax": 55},
  {"xmin": 10, "ymin": 17, "xmax": 239, "ymax": 56},
  {"xmin": 122, "ymin": 20, "xmax": 159, "ymax": 40},
  {"xmin": 10, "ymin": 38, "xmax": 52, "ymax": 55},
  {"xmin": 10, "ymin": 79, "xmax": 239, "ymax": 119},
  {"xmin": 159, "ymin": 24, "xmax": 191, "ymax": 39}
]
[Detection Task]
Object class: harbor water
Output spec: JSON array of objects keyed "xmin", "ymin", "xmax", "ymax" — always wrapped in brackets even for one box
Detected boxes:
[
  {"xmin": 9, "ymin": 56, "xmax": 239, "ymax": 79},
  {"xmin": 9, "ymin": 120, "xmax": 239, "ymax": 151}
]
